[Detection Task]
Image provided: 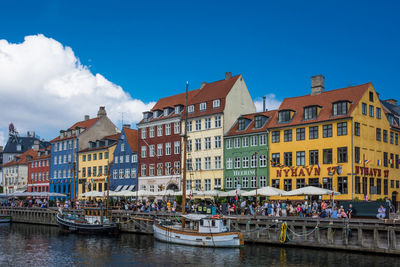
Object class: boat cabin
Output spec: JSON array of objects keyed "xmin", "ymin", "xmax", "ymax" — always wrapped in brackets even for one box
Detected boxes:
[
  {"xmin": 83, "ymin": 207, "xmax": 112, "ymax": 225},
  {"xmin": 198, "ymin": 219, "xmax": 228, "ymax": 233}
]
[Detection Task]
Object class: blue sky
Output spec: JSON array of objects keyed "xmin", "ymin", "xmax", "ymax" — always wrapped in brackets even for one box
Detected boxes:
[{"xmin": 0, "ymin": 0, "xmax": 399, "ymax": 143}]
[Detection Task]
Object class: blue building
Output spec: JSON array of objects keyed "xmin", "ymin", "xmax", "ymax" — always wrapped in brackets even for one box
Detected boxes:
[
  {"xmin": 110, "ymin": 126, "xmax": 138, "ymax": 192},
  {"xmin": 49, "ymin": 107, "xmax": 118, "ymax": 200}
]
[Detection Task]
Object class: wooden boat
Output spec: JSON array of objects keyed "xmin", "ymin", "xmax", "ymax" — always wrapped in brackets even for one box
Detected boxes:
[
  {"xmin": 152, "ymin": 82, "xmax": 244, "ymax": 248},
  {"xmin": 0, "ymin": 215, "xmax": 11, "ymax": 223},
  {"xmin": 56, "ymin": 207, "xmax": 119, "ymax": 234},
  {"xmin": 153, "ymin": 214, "xmax": 244, "ymax": 247}
]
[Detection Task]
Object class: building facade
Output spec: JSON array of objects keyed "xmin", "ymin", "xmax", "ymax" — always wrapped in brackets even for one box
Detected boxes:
[
  {"xmin": 224, "ymin": 111, "xmax": 275, "ymax": 191},
  {"xmin": 78, "ymin": 134, "xmax": 119, "ymax": 198},
  {"xmin": 50, "ymin": 107, "xmax": 118, "ymax": 200},
  {"xmin": 110, "ymin": 126, "xmax": 138, "ymax": 192},
  {"xmin": 268, "ymin": 75, "xmax": 400, "ymax": 204},
  {"xmin": 183, "ymin": 72, "xmax": 256, "ymax": 191},
  {"xmin": 27, "ymin": 148, "xmax": 51, "ymax": 193},
  {"xmin": 137, "ymin": 90, "xmax": 199, "ymax": 193}
]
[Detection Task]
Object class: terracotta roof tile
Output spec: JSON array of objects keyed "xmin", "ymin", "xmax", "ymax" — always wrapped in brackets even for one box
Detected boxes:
[
  {"xmin": 268, "ymin": 83, "xmax": 371, "ymax": 128},
  {"xmin": 124, "ymin": 127, "xmax": 138, "ymax": 152},
  {"xmin": 50, "ymin": 117, "xmax": 101, "ymax": 142},
  {"xmin": 151, "ymin": 89, "xmax": 200, "ymax": 111},
  {"xmin": 225, "ymin": 110, "xmax": 278, "ymax": 137},
  {"xmin": 3, "ymin": 149, "xmax": 37, "ymax": 167}
]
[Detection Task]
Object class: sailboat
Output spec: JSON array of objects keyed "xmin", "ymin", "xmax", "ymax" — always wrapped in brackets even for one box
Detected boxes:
[{"xmin": 152, "ymin": 82, "xmax": 244, "ymax": 247}]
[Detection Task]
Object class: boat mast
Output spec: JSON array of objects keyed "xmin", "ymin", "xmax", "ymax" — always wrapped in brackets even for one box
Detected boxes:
[
  {"xmin": 181, "ymin": 81, "xmax": 189, "ymax": 229},
  {"xmin": 106, "ymin": 160, "xmax": 111, "ymax": 219}
]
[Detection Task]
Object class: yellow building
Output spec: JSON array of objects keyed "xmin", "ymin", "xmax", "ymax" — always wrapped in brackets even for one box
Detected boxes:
[
  {"xmin": 182, "ymin": 73, "xmax": 256, "ymax": 191},
  {"xmin": 268, "ymin": 75, "xmax": 400, "ymax": 204},
  {"xmin": 78, "ymin": 134, "xmax": 119, "ymax": 199}
]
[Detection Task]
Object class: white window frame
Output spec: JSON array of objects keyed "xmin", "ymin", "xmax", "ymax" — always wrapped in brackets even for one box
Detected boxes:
[{"xmin": 213, "ymin": 99, "xmax": 220, "ymax": 108}]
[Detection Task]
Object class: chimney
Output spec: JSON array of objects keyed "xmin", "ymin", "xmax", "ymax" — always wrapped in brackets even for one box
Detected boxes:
[
  {"xmin": 262, "ymin": 95, "xmax": 266, "ymax": 112},
  {"xmin": 84, "ymin": 115, "xmax": 90, "ymax": 121},
  {"xmin": 33, "ymin": 139, "xmax": 39, "ymax": 151},
  {"xmin": 311, "ymin": 74, "xmax": 325, "ymax": 96},
  {"xmin": 225, "ymin": 72, "xmax": 232, "ymax": 80},
  {"xmin": 386, "ymin": 99, "xmax": 398, "ymax": 106},
  {"xmin": 123, "ymin": 124, "xmax": 131, "ymax": 129},
  {"xmin": 201, "ymin": 82, "xmax": 207, "ymax": 89},
  {"xmin": 97, "ymin": 106, "xmax": 107, "ymax": 117}
]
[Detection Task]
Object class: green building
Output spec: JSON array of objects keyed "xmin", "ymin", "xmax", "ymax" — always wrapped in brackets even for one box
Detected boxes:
[{"xmin": 224, "ymin": 110, "xmax": 276, "ymax": 191}]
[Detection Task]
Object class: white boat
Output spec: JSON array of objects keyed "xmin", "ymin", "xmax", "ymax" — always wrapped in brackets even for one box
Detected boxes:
[{"xmin": 153, "ymin": 214, "xmax": 244, "ymax": 247}]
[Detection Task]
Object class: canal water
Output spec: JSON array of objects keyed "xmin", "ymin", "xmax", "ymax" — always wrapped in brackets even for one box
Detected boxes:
[{"xmin": 0, "ymin": 223, "xmax": 398, "ymax": 267}]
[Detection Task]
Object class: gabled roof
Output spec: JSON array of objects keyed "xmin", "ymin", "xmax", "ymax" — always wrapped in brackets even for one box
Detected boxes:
[
  {"xmin": 50, "ymin": 117, "xmax": 101, "ymax": 142},
  {"xmin": 124, "ymin": 127, "xmax": 138, "ymax": 152},
  {"xmin": 2, "ymin": 149, "xmax": 37, "ymax": 167},
  {"xmin": 268, "ymin": 83, "xmax": 371, "ymax": 128},
  {"xmin": 3, "ymin": 136, "xmax": 48, "ymax": 154},
  {"xmin": 186, "ymin": 75, "xmax": 240, "ymax": 119},
  {"xmin": 27, "ymin": 149, "xmax": 51, "ymax": 162},
  {"xmin": 79, "ymin": 133, "xmax": 121, "ymax": 153},
  {"xmin": 225, "ymin": 110, "xmax": 277, "ymax": 137}
]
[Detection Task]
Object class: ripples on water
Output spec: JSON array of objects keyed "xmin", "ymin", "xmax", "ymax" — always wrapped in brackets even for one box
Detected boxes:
[{"xmin": 0, "ymin": 223, "xmax": 398, "ymax": 267}]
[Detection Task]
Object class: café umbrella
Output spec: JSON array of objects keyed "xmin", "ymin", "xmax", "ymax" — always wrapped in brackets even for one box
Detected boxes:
[
  {"xmin": 281, "ymin": 186, "xmax": 340, "ymax": 196},
  {"xmin": 242, "ymin": 186, "xmax": 285, "ymax": 197}
]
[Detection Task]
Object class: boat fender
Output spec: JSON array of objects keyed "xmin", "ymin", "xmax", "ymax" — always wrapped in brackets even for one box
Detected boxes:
[{"xmin": 211, "ymin": 215, "xmax": 220, "ymax": 219}]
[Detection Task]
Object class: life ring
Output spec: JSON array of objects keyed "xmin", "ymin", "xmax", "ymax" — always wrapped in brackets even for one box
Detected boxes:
[{"xmin": 211, "ymin": 215, "xmax": 220, "ymax": 219}]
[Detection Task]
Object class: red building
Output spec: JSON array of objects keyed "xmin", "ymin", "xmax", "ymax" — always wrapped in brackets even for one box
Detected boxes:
[
  {"xmin": 137, "ymin": 90, "xmax": 199, "ymax": 192},
  {"xmin": 27, "ymin": 148, "xmax": 51, "ymax": 193}
]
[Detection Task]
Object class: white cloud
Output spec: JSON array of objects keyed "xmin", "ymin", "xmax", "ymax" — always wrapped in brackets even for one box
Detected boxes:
[
  {"xmin": 0, "ymin": 34, "xmax": 155, "ymax": 146},
  {"xmin": 254, "ymin": 93, "xmax": 281, "ymax": 112}
]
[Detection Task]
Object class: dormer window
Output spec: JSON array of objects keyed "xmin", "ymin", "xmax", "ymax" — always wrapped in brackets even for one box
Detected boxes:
[
  {"xmin": 154, "ymin": 110, "xmax": 161, "ymax": 118},
  {"xmin": 278, "ymin": 110, "xmax": 293, "ymax": 123},
  {"xmin": 16, "ymin": 144, "xmax": 21, "ymax": 151},
  {"xmin": 304, "ymin": 106, "xmax": 318, "ymax": 120},
  {"xmin": 188, "ymin": 105, "xmax": 194, "ymax": 113},
  {"xmin": 254, "ymin": 116, "xmax": 263, "ymax": 128},
  {"xmin": 175, "ymin": 106, "xmax": 181, "ymax": 114},
  {"xmin": 238, "ymin": 119, "xmax": 246, "ymax": 131},
  {"xmin": 163, "ymin": 108, "xmax": 169, "ymax": 117},
  {"xmin": 213, "ymin": 99, "xmax": 220, "ymax": 108},
  {"xmin": 332, "ymin": 101, "xmax": 348, "ymax": 116},
  {"xmin": 200, "ymin": 102, "xmax": 207, "ymax": 111}
]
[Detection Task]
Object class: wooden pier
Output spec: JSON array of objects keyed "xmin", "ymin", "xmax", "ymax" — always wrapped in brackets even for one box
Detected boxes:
[{"xmin": 2, "ymin": 207, "xmax": 400, "ymax": 255}]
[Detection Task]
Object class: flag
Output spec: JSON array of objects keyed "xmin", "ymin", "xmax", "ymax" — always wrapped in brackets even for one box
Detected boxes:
[
  {"xmin": 389, "ymin": 159, "xmax": 393, "ymax": 164},
  {"xmin": 317, "ymin": 163, "xmax": 321, "ymax": 170},
  {"xmin": 365, "ymin": 160, "xmax": 370, "ymax": 165},
  {"xmin": 377, "ymin": 160, "xmax": 381, "ymax": 166}
]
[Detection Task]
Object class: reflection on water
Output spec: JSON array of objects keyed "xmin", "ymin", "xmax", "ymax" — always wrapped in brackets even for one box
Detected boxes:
[{"xmin": 0, "ymin": 223, "xmax": 397, "ymax": 267}]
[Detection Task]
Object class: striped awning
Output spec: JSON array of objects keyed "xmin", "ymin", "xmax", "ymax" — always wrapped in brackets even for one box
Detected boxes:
[
  {"xmin": 127, "ymin": 185, "xmax": 135, "ymax": 191},
  {"xmin": 114, "ymin": 185, "xmax": 123, "ymax": 192}
]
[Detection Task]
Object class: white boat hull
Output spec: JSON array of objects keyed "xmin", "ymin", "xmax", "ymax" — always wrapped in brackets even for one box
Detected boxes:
[{"xmin": 153, "ymin": 222, "xmax": 243, "ymax": 247}]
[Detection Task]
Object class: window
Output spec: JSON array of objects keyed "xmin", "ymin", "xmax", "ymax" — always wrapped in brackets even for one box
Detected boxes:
[
  {"xmin": 272, "ymin": 153, "xmax": 280, "ymax": 165},
  {"xmin": 296, "ymin": 151, "xmax": 305, "ymax": 166},
  {"xmin": 238, "ymin": 119, "xmax": 246, "ymax": 131},
  {"xmin": 391, "ymin": 153, "xmax": 394, "ymax": 168},
  {"xmin": 284, "ymin": 152, "xmax": 292, "ymax": 166},
  {"xmin": 309, "ymin": 150, "xmax": 318, "ymax": 165},
  {"xmin": 213, "ymin": 99, "xmax": 220, "ymax": 108},
  {"xmin": 195, "ymin": 119, "xmax": 201, "ymax": 131},
  {"xmin": 337, "ymin": 147, "xmax": 348, "ymax": 163},
  {"xmin": 323, "ymin": 177, "xmax": 332, "ymax": 190},
  {"xmin": 149, "ymin": 145, "xmax": 155, "ymax": 157},
  {"xmin": 362, "ymin": 103, "xmax": 367, "ymax": 115},
  {"xmin": 214, "ymin": 178, "xmax": 221, "ymax": 188},
  {"xmin": 284, "ymin": 179, "xmax": 292, "ymax": 191},
  {"xmin": 354, "ymin": 122, "xmax": 360, "ymax": 136},
  {"xmin": 242, "ymin": 177, "xmax": 249, "ymax": 188},
  {"xmin": 369, "ymin": 105, "xmax": 374, "ymax": 117},
  {"xmin": 82, "ymin": 155, "xmax": 86, "ymax": 162},
  {"xmin": 338, "ymin": 177, "xmax": 348, "ymax": 194},
  {"xmin": 259, "ymin": 135, "xmax": 266, "ymax": 145},
  {"xmin": 354, "ymin": 176, "xmax": 361, "ymax": 194},
  {"xmin": 369, "ymin": 91, "xmax": 374, "ymax": 102},
  {"xmin": 87, "ymin": 154, "xmax": 91, "ymax": 161},
  {"xmin": 376, "ymin": 107, "xmax": 381, "ymax": 119},
  {"xmin": 205, "ymin": 137, "xmax": 211, "ymax": 149},
  {"xmin": 200, "ymin": 102, "xmax": 206, "ymax": 111},
  {"xmin": 384, "ymin": 179, "xmax": 388, "ymax": 195},
  {"xmin": 214, "ymin": 156, "xmax": 221, "ymax": 169},
  {"xmin": 205, "ymin": 118, "xmax": 211, "ymax": 129},
  {"xmin": 195, "ymin": 158, "xmax": 201, "ymax": 170},
  {"xmin": 396, "ymin": 154, "xmax": 399, "ymax": 169},
  {"xmin": 260, "ymin": 176, "xmax": 267, "ymax": 187},
  {"xmin": 156, "ymin": 125, "xmax": 162, "ymax": 137},
  {"xmin": 186, "ymin": 159, "xmax": 193, "ymax": 171},
  {"xmin": 174, "ymin": 122, "xmax": 180, "ymax": 134},
  {"xmin": 188, "ymin": 105, "xmax": 194, "ymax": 113},
  {"xmin": 149, "ymin": 127, "xmax": 155, "ymax": 138},
  {"xmin": 226, "ymin": 158, "xmax": 233, "ymax": 169},
  {"xmin": 174, "ymin": 141, "xmax": 180, "ymax": 154},
  {"xmin": 278, "ymin": 110, "xmax": 291, "ymax": 123},
  {"xmin": 251, "ymin": 154, "xmax": 257, "ymax": 168},
  {"xmin": 260, "ymin": 155, "xmax": 267, "ymax": 167},
  {"xmin": 187, "ymin": 121, "xmax": 193, "ymax": 132},
  {"xmin": 99, "ymin": 153, "xmax": 103, "ymax": 160},
  {"xmin": 195, "ymin": 139, "xmax": 202, "ymax": 151},
  {"xmin": 323, "ymin": 124, "xmax": 332, "ymax": 138},
  {"xmin": 234, "ymin": 157, "xmax": 241, "ymax": 169},
  {"xmin": 187, "ymin": 140, "xmax": 192, "ymax": 152},
  {"xmin": 323, "ymin": 149, "xmax": 332, "ymax": 164},
  {"xmin": 226, "ymin": 177, "xmax": 232, "ymax": 189},
  {"xmin": 226, "ymin": 139, "xmax": 232, "ymax": 149},
  {"xmin": 105, "ymin": 152, "xmax": 109, "ymax": 159},
  {"xmin": 254, "ymin": 116, "xmax": 263, "ymax": 128},
  {"xmin": 141, "ymin": 146, "xmax": 147, "ymax": 158},
  {"xmin": 125, "ymin": 154, "xmax": 130, "ymax": 163},
  {"xmin": 165, "ymin": 142, "xmax": 171, "ymax": 155},
  {"xmin": 250, "ymin": 136, "xmax": 257, "ymax": 146},
  {"xmin": 204, "ymin": 179, "xmax": 211, "ymax": 191},
  {"xmin": 205, "ymin": 157, "xmax": 211, "ymax": 170},
  {"xmin": 333, "ymin": 101, "xmax": 348, "ymax": 116},
  {"xmin": 337, "ymin": 122, "xmax": 347, "ymax": 136},
  {"xmin": 157, "ymin": 144, "xmax": 163, "ymax": 156},
  {"xmin": 284, "ymin": 130, "xmax": 292, "ymax": 142},
  {"xmin": 304, "ymin": 106, "xmax": 317, "ymax": 120},
  {"xmin": 149, "ymin": 165, "xmax": 155, "ymax": 176},
  {"xmin": 234, "ymin": 138, "xmax": 240, "ymax": 148},
  {"xmin": 396, "ymin": 133, "xmax": 399, "ymax": 145},
  {"xmin": 296, "ymin": 128, "xmax": 305, "ymax": 140},
  {"xmin": 384, "ymin": 152, "xmax": 388, "ymax": 167},
  {"xmin": 309, "ymin": 126, "xmax": 318, "ymax": 139},
  {"xmin": 242, "ymin": 137, "xmax": 249, "ymax": 147},
  {"xmin": 165, "ymin": 124, "xmax": 171, "ymax": 135},
  {"xmin": 376, "ymin": 128, "xmax": 381, "ymax": 141},
  {"xmin": 272, "ymin": 131, "xmax": 280, "ymax": 143},
  {"xmin": 175, "ymin": 106, "xmax": 181, "ymax": 114},
  {"xmin": 391, "ymin": 132, "xmax": 394, "ymax": 144},
  {"xmin": 296, "ymin": 178, "xmax": 306, "ymax": 189},
  {"xmin": 215, "ymin": 115, "xmax": 221, "ymax": 128},
  {"xmin": 309, "ymin": 178, "xmax": 319, "ymax": 187},
  {"xmin": 242, "ymin": 157, "xmax": 249, "ymax": 168},
  {"xmin": 383, "ymin": 130, "xmax": 388, "ymax": 143},
  {"xmin": 355, "ymin": 147, "xmax": 360, "ymax": 164},
  {"xmin": 251, "ymin": 176, "xmax": 257, "ymax": 188}
]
